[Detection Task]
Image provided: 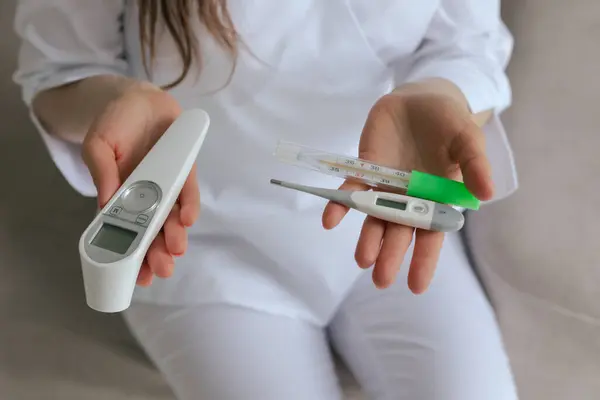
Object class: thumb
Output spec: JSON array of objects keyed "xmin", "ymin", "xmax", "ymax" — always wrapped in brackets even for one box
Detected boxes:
[
  {"xmin": 449, "ymin": 124, "xmax": 494, "ymax": 201},
  {"xmin": 82, "ymin": 136, "xmax": 121, "ymax": 208},
  {"xmin": 322, "ymin": 180, "xmax": 370, "ymax": 230}
]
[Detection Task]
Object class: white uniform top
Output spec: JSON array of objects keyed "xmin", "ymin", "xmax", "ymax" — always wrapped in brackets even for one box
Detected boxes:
[{"xmin": 13, "ymin": 0, "xmax": 517, "ymax": 325}]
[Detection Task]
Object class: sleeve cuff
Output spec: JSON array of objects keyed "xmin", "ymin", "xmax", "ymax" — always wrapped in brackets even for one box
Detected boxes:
[
  {"xmin": 404, "ymin": 61, "xmax": 512, "ymax": 115},
  {"xmin": 20, "ymin": 66, "xmax": 127, "ymax": 106},
  {"xmin": 19, "ymin": 66, "xmax": 130, "ymax": 198},
  {"xmin": 20, "ymin": 67, "xmax": 123, "ymax": 198},
  {"xmin": 481, "ymin": 113, "xmax": 519, "ymax": 204},
  {"xmin": 29, "ymin": 109, "xmax": 97, "ymax": 197}
]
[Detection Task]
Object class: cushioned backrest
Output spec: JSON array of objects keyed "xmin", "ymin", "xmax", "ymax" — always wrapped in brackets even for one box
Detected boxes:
[{"xmin": 467, "ymin": 0, "xmax": 600, "ymax": 319}]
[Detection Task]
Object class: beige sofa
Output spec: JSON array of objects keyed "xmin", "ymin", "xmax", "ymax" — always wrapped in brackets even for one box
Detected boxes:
[
  {"xmin": 465, "ymin": 1, "xmax": 600, "ymax": 399},
  {"xmin": 1, "ymin": 1, "xmax": 598, "ymax": 399}
]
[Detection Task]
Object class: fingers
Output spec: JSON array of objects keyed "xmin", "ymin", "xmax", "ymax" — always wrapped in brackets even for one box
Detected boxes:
[
  {"xmin": 322, "ymin": 180, "xmax": 370, "ymax": 229},
  {"xmin": 449, "ymin": 124, "xmax": 494, "ymax": 200},
  {"xmin": 164, "ymin": 204, "xmax": 187, "ymax": 256},
  {"xmin": 137, "ymin": 205, "xmax": 187, "ymax": 287},
  {"xmin": 146, "ymin": 232, "xmax": 175, "ymax": 278},
  {"xmin": 407, "ymin": 230, "xmax": 445, "ymax": 294},
  {"xmin": 179, "ymin": 164, "xmax": 201, "ymax": 227},
  {"xmin": 138, "ymin": 164, "xmax": 196, "ymax": 287},
  {"xmin": 356, "ymin": 221, "xmax": 443, "ymax": 293},
  {"xmin": 82, "ymin": 136, "xmax": 121, "ymax": 208},
  {"xmin": 137, "ymin": 263, "xmax": 153, "ymax": 286},
  {"xmin": 355, "ymin": 216, "xmax": 385, "ymax": 268},
  {"xmin": 355, "ymin": 218, "xmax": 414, "ymax": 289},
  {"xmin": 372, "ymin": 223, "xmax": 414, "ymax": 288}
]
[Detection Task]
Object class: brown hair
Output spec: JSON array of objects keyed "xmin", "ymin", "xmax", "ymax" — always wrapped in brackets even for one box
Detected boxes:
[{"xmin": 138, "ymin": 0, "xmax": 238, "ymax": 89}]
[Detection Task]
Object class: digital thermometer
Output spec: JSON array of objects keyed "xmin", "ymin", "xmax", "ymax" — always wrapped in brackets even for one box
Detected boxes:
[
  {"xmin": 270, "ymin": 179, "xmax": 464, "ymax": 232},
  {"xmin": 79, "ymin": 109, "xmax": 210, "ymax": 313}
]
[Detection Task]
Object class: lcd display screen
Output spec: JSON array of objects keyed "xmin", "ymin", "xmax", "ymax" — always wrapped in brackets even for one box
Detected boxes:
[
  {"xmin": 375, "ymin": 198, "xmax": 407, "ymax": 210},
  {"xmin": 91, "ymin": 223, "xmax": 137, "ymax": 255}
]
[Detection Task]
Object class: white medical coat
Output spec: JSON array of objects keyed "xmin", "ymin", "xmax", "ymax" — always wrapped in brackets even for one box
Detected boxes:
[{"xmin": 13, "ymin": 0, "xmax": 517, "ymax": 325}]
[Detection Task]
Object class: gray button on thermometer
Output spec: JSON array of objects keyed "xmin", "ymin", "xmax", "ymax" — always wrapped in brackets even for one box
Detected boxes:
[
  {"xmin": 121, "ymin": 182, "xmax": 160, "ymax": 213},
  {"xmin": 79, "ymin": 109, "xmax": 210, "ymax": 313}
]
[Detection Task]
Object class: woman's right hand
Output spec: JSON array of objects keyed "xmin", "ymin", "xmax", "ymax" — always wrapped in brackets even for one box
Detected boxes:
[{"xmin": 82, "ymin": 82, "xmax": 200, "ymax": 286}]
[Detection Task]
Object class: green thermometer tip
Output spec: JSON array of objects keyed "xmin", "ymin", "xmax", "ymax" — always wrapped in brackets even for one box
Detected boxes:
[{"xmin": 406, "ymin": 171, "xmax": 481, "ymax": 210}]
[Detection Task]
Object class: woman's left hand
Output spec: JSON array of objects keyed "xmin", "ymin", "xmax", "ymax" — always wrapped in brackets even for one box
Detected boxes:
[{"xmin": 322, "ymin": 80, "xmax": 494, "ymax": 293}]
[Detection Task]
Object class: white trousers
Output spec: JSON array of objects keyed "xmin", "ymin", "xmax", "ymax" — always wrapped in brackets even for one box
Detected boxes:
[{"xmin": 123, "ymin": 233, "xmax": 518, "ymax": 400}]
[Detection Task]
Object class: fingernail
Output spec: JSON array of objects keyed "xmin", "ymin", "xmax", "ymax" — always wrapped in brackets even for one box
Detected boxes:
[{"xmin": 385, "ymin": 276, "xmax": 396, "ymax": 288}]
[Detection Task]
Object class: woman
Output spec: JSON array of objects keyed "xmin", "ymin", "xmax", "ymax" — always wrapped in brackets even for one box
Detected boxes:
[{"xmin": 13, "ymin": 0, "xmax": 519, "ymax": 399}]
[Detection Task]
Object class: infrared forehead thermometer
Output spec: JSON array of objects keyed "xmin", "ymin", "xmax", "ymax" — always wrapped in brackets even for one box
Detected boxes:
[
  {"xmin": 79, "ymin": 109, "xmax": 210, "ymax": 313},
  {"xmin": 270, "ymin": 179, "xmax": 464, "ymax": 232}
]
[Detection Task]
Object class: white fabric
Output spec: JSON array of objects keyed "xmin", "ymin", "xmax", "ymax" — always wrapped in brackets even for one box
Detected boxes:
[
  {"xmin": 13, "ymin": 0, "xmax": 518, "ymax": 325},
  {"xmin": 123, "ymin": 233, "xmax": 518, "ymax": 400}
]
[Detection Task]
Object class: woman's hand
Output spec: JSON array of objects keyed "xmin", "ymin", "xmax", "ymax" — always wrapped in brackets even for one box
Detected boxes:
[
  {"xmin": 82, "ymin": 82, "xmax": 200, "ymax": 286},
  {"xmin": 322, "ymin": 79, "xmax": 494, "ymax": 293}
]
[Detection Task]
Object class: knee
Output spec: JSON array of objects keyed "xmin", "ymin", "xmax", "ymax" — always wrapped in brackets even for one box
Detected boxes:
[{"xmin": 373, "ymin": 345, "xmax": 519, "ymax": 400}]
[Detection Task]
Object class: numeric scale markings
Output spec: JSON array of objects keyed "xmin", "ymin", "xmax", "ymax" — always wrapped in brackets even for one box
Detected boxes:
[{"xmin": 318, "ymin": 157, "xmax": 411, "ymax": 191}]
